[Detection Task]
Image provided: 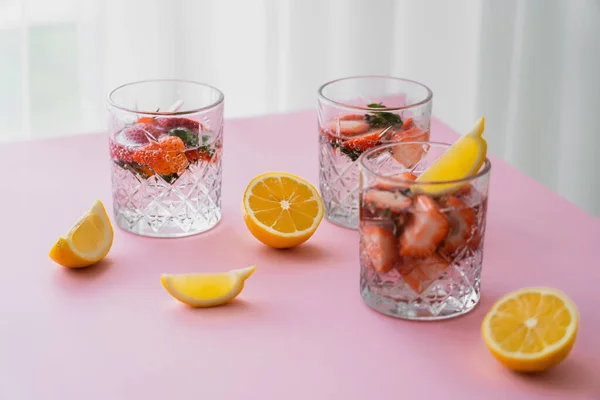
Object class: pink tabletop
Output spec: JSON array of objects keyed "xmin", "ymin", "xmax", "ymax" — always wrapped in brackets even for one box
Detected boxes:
[{"xmin": 1, "ymin": 110, "xmax": 599, "ymax": 399}]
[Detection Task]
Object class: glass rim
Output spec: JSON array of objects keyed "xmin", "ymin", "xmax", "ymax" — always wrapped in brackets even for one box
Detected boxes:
[
  {"xmin": 358, "ymin": 141, "xmax": 492, "ymax": 185},
  {"xmin": 106, "ymin": 79, "xmax": 225, "ymax": 116},
  {"xmin": 317, "ymin": 75, "xmax": 433, "ymax": 111}
]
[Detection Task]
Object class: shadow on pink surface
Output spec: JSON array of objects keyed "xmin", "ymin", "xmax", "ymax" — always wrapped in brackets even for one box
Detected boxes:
[
  {"xmin": 54, "ymin": 258, "xmax": 114, "ymax": 280},
  {"xmin": 166, "ymin": 298, "xmax": 254, "ymax": 314},
  {"xmin": 476, "ymin": 354, "xmax": 600, "ymax": 398},
  {"xmin": 253, "ymin": 243, "xmax": 337, "ymax": 265},
  {"xmin": 162, "ymin": 298, "xmax": 278, "ymax": 329},
  {"xmin": 520, "ymin": 356, "xmax": 599, "ymax": 395}
]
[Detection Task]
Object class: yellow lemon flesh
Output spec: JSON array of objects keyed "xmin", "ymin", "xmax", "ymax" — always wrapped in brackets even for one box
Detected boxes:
[
  {"xmin": 243, "ymin": 172, "xmax": 324, "ymax": 248},
  {"xmin": 49, "ymin": 200, "xmax": 114, "ymax": 268},
  {"xmin": 414, "ymin": 117, "xmax": 487, "ymax": 195},
  {"xmin": 482, "ymin": 287, "xmax": 579, "ymax": 372},
  {"xmin": 161, "ymin": 266, "xmax": 256, "ymax": 308}
]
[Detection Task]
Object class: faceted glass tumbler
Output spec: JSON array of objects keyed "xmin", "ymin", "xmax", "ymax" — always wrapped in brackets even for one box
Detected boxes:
[
  {"xmin": 107, "ymin": 79, "xmax": 224, "ymax": 237},
  {"xmin": 358, "ymin": 142, "xmax": 491, "ymax": 320},
  {"xmin": 318, "ymin": 76, "xmax": 433, "ymax": 229}
]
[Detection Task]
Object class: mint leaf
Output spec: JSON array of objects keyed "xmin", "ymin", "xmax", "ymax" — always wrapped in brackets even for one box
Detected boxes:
[
  {"xmin": 169, "ymin": 128, "xmax": 199, "ymax": 147},
  {"xmin": 339, "ymin": 145, "xmax": 362, "ymax": 161},
  {"xmin": 198, "ymin": 144, "xmax": 215, "ymax": 158},
  {"xmin": 364, "ymin": 102, "xmax": 403, "ymax": 129},
  {"xmin": 162, "ymin": 173, "xmax": 178, "ymax": 184}
]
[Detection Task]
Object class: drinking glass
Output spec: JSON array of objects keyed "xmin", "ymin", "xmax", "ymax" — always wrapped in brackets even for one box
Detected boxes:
[
  {"xmin": 358, "ymin": 142, "xmax": 491, "ymax": 320},
  {"xmin": 107, "ymin": 79, "xmax": 224, "ymax": 237},
  {"xmin": 318, "ymin": 76, "xmax": 433, "ymax": 229}
]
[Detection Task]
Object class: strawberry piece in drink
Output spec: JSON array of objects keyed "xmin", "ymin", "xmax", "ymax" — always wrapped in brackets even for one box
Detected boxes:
[
  {"xmin": 109, "ymin": 140, "xmax": 135, "ymax": 163},
  {"xmin": 399, "ymin": 195, "xmax": 449, "ymax": 258},
  {"xmin": 338, "ymin": 114, "xmax": 365, "ymax": 121},
  {"xmin": 390, "ymin": 128, "xmax": 429, "ymax": 168},
  {"xmin": 157, "ymin": 117, "xmax": 203, "ymax": 133},
  {"xmin": 186, "ymin": 149, "xmax": 213, "ymax": 163},
  {"xmin": 136, "ymin": 117, "xmax": 156, "ymax": 124},
  {"xmin": 132, "ymin": 136, "xmax": 188, "ymax": 176},
  {"xmin": 361, "ymin": 225, "xmax": 398, "ymax": 273},
  {"xmin": 364, "ymin": 189, "xmax": 412, "ymax": 214},
  {"xmin": 455, "ymin": 184, "xmax": 486, "ymax": 210},
  {"xmin": 121, "ymin": 123, "xmax": 164, "ymax": 145},
  {"xmin": 326, "ymin": 114, "xmax": 370, "ymax": 136},
  {"xmin": 399, "ymin": 172, "xmax": 417, "ymax": 181},
  {"xmin": 158, "ymin": 135, "xmax": 186, "ymax": 152},
  {"xmin": 402, "ymin": 117, "xmax": 414, "ymax": 130},
  {"xmin": 455, "ymin": 183, "xmax": 473, "ymax": 197},
  {"xmin": 438, "ymin": 196, "xmax": 477, "ymax": 258},
  {"xmin": 374, "ymin": 172, "xmax": 417, "ymax": 191},
  {"xmin": 397, "ymin": 253, "xmax": 450, "ymax": 294},
  {"xmin": 342, "ymin": 131, "xmax": 381, "ymax": 153}
]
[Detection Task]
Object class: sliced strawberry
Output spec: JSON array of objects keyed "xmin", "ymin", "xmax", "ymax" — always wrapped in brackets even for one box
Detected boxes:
[
  {"xmin": 374, "ymin": 172, "xmax": 417, "ymax": 191},
  {"xmin": 338, "ymin": 113, "xmax": 364, "ymax": 121},
  {"xmin": 361, "ymin": 225, "xmax": 398, "ymax": 273},
  {"xmin": 157, "ymin": 117, "xmax": 202, "ymax": 133},
  {"xmin": 119, "ymin": 127, "xmax": 150, "ymax": 146},
  {"xmin": 469, "ymin": 230, "xmax": 484, "ymax": 251},
  {"xmin": 136, "ymin": 117, "xmax": 156, "ymax": 124},
  {"xmin": 120, "ymin": 122, "xmax": 164, "ymax": 145},
  {"xmin": 397, "ymin": 253, "xmax": 450, "ymax": 294},
  {"xmin": 109, "ymin": 140, "xmax": 134, "ymax": 163},
  {"xmin": 186, "ymin": 149, "xmax": 200, "ymax": 163},
  {"xmin": 186, "ymin": 148, "xmax": 214, "ymax": 163},
  {"xmin": 399, "ymin": 172, "xmax": 418, "ymax": 181},
  {"xmin": 438, "ymin": 196, "xmax": 477, "ymax": 257},
  {"xmin": 399, "ymin": 195, "xmax": 449, "ymax": 258},
  {"xmin": 454, "ymin": 183, "xmax": 473, "ymax": 197},
  {"xmin": 401, "ymin": 127, "xmax": 428, "ymax": 140},
  {"xmin": 390, "ymin": 128, "xmax": 429, "ymax": 168},
  {"xmin": 320, "ymin": 114, "xmax": 361, "ymax": 136},
  {"xmin": 158, "ymin": 135, "xmax": 186, "ymax": 152},
  {"xmin": 402, "ymin": 117, "xmax": 414, "ymax": 130},
  {"xmin": 364, "ymin": 189, "xmax": 412, "ymax": 213},
  {"xmin": 455, "ymin": 185, "xmax": 486, "ymax": 209},
  {"xmin": 138, "ymin": 165, "xmax": 155, "ymax": 177},
  {"xmin": 326, "ymin": 115, "xmax": 370, "ymax": 136},
  {"xmin": 132, "ymin": 137, "xmax": 189, "ymax": 176},
  {"xmin": 469, "ymin": 202, "xmax": 487, "ymax": 251},
  {"xmin": 342, "ymin": 131, "xmax": 380, "ymax": 153}
]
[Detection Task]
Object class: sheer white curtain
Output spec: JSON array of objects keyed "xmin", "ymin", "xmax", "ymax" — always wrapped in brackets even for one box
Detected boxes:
[
  {"xmin": 476, "ymin": 0, "xmax": 600, "ymax": 217},
  {"xmin": 0, "ymin": 0, "xmax": 597, "ymax": 217},
  {"xmin": 0, "ymin": 0, "xmax": 479, "ymax": 138}
]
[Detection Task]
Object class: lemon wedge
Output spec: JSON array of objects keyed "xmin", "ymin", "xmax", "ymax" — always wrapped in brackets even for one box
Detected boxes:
[
  {"xmin": 482, "ymin": 287, "xmax": 579, "ymax": 372},
  {"xmin": 414, "ymin": 117, "xmax": 487, "ymax": 195},
  {"xmin": 161, "ymin": 266, "xmax": 256, "ymax": 308},
  {"xmin": 49, "ymin": 200, "xmax": 114, "ymax": 268},
  {"xmin": 243, "ymin": 172, "xmax": 324, "ymax": 248}
]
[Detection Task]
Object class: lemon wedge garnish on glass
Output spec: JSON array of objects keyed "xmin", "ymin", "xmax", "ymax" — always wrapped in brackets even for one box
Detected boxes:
[
  {"xmin": 414, "ymin": 117, "xmax": 487, "ymax": 195},
  {"xmin": 49, "ymin": 200, "xmax": 114, "ymax": 268},
  {"xmin": 161, "ymin": 266, "xmax": 256, "ymax": 308}
]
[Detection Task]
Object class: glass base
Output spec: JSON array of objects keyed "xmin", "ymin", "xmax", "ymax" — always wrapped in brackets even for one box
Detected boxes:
[
  {"xmin": 324, "ymin": 210, "xmax": 359, "ymax": 230},
  {"xmin": 115, "ymin": 211, "xmax": 221, "ymax": 238},
  {"xmin": 361, "ymin": 285, "xmax": 480, "ymax": 321},
  {"xmin": 110, "ymin": 158, "xmax": 222, "ymax": 238}
]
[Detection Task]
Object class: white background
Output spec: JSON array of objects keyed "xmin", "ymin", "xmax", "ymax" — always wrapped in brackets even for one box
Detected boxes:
[{"xmin": 0, "ymin": 0, "xmax": 598, "ymax": 217}]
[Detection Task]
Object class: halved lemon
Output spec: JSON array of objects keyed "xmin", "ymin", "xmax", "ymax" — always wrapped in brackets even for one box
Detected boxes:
[
  {"xmin": 243, "ymin": 172, "xmax": 324, "ymax": 248},
  {"xmin": 414, "ymin": 117, "xmax": 487, "ymax": 195},
  {"xmin": 482, "ymin": 287, "xmax": 579, "ymax": 372},
  {"xmin": 49, "ymin": 200, "xmax": 114, "ymax": 268},
  {"xmin": 161, "ymin": 266, "xmax": 256, "ymax": 307}
]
